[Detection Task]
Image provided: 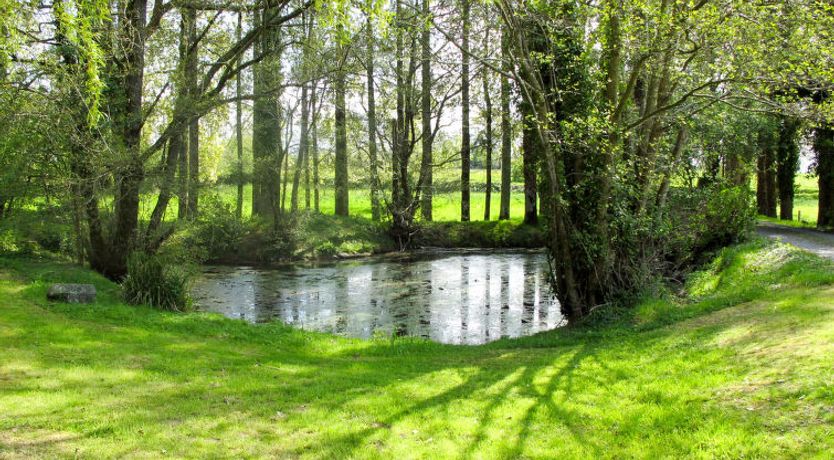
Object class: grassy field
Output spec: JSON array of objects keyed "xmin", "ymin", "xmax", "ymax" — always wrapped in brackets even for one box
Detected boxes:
[
  {"xmin": 139, "ymin": 168, "xmax": 530, "ymax": 224},
  {"xmin": 2, "ymin": 238, "xmax": 833, "ymax": 458}
]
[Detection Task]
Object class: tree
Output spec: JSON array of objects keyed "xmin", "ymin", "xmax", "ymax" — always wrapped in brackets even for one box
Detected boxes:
[
  {"xmin": 252, "ymin": 8, "xmax": 284, "ymax": 220},
  {"xmin": 420, "ymin": 0, "xmax": 433, "ymax": 221},
  {"xmin": 776, "ymin": 117, "xmax": 801, "ymax": 220},
  {"xmin": 757, "ymin": 130, "xmax": 777, "ymax": 218},
  {"xmin": 459, "ymin": 0, "xmax": 471, "ymax": 222},
  {"xmin": 334, "ymin": 26, "xmax": 349, "ymax": 217},
  {"xmin": 184, "ymin": 6, "xmax": 200, "ymax": 218},
  {"xmin": 365, "ymin": 4, "xmax": 382, "ymax": 221},
  {"xmin": 816, "ymin": 126, "xmax": 834, "ymax": 228},
  {"xmin": 235, "ymin": 12, "xmax": 245, "ymax": 219},
  {"xmin": 498, "ymin": 26, "xmax": 512, "ymax": 221},
  {"xmin": 481, "ymin": 27, "xmax": 494, "ymax": 221}
]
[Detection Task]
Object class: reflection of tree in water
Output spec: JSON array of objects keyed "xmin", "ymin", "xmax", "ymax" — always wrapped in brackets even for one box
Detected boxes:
[
  {"xmin": 460, "ymin": 256, "xmax": 469, "ymax": 343},
  {"xmin": 483, "ymin": 259, "xmax": 492, "ymax": 342},
  {"xmin": 522, "ymin": 257, "xmax": 535, "ymax": 329},
  {"xmin": 498, "ymin": 258, "xmax": 509, "ymax": 339}
]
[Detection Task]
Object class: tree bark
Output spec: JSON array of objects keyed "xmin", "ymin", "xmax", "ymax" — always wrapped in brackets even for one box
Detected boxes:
[
  {"xmin": 420, "ymin": 0, "xmax": 433, "ymax": 221},
  {"xmin": 184, "ymin": 6, "xmax": 199, "ymax": 218},
  {"xmin": 312, "ymin": 85, "xmax": 320, "ymax": 212},
  {"xmin": 101, "ymin": 0, "xmax": 147, "ymax": 279},
  {"xmin": 520, "ymin": 100, "xmax": 538, "ymax": 225},
  {"xmin": 757, "ymin": 144, "xmax": 777, "ymax": 218},
  {"xmin": 366, "ymin": 10, "xmax": 382, "ymax": 221},
  {"xmin": 482, "ymin": 31, "xmax": 493, "ymax": 221},
  {"xmin": 334, "ymin": 31, "xmax": 349, "ymax": 216},
  {"xmin": 499, "ymin": 26, "xmax": 512, "ymax": 221},
  {"xmin": 235, "ymin": 12, "xmax": 244, "ymax": 219},
  {"xmin": 815, "ymin": 126, "xmax": 834, "ymax": 228},
  {"xmin": 148, "ymin": 135, "xmax": 184, "ymax": 236},
  {"xmin": 776, "ymin": 117, "xmax": 800, "ymax": 221},
  {"xmin": 251, "ymin": 10, "xmax": 282, "ymax": 220},
  {"xmin": 291, "ymin": 82, "xmax": 309, "ymax": 212},
  {"xmin": 459, "ymin": 0, "xmax": 471, "ymax": 222}
]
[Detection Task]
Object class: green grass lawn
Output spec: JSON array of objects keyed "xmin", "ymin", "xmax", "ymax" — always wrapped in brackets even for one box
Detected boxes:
[
  {"xmin": 2, "ymin": 238, "xmax": 833, "ymax": 458},
  {"xmin": 140, "ymin": 168, "xmax": 529, "ymax": 224}
]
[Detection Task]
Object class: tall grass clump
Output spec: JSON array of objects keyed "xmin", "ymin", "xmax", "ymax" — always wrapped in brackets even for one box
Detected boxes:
[{"xmin": 122, "ymin": 252, "xmax": 192, "ymax": 311}]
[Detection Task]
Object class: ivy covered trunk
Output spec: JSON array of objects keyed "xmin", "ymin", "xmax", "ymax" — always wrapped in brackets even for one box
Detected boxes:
[
  {"xmin": 815, "ymin": 126, "xmax": 834, "ymax": 228},
  {"xmin": 776, "ymin": 117, "xmax": 800, "ymax": 221}
]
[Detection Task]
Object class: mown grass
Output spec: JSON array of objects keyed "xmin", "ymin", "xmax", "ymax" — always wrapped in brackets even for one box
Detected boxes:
[{"xmin": 1, "ymin": 239, "xmax": 833, "ymax": 458}]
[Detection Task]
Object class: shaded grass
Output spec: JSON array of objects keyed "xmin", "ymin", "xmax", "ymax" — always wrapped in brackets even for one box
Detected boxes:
[{"xmin": 1, "ymin": 239, "xmax": 833, "ymax": 458}]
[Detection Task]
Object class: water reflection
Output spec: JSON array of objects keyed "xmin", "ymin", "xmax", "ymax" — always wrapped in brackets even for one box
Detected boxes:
[{"xmin": 191, "ymin": 250, "xmax": 564, "ymax": 345}]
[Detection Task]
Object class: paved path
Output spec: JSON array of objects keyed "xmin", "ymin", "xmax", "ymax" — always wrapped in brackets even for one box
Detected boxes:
[{"xmin": 756, "ymin": 221, "xmax": 834, "ymax": 260}]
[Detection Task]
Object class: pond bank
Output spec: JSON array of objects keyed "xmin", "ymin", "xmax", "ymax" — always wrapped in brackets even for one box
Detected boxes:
[{"xmin": 170, "ymin": 212, "xmax": 546, "ymax": 266}]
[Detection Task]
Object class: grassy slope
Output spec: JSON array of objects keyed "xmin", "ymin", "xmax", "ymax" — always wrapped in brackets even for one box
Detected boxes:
[{"xmin": 1, "ymin": 240, "xmax": 833, "ymax": 458}]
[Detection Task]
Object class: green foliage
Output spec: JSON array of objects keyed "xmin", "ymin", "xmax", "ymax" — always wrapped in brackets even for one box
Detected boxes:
[
  {"xmin": 52, "ymin": 0, "xmax": 110, "ymax": 126},
  {"xmin": 415, "ymin": 220, "xmax": 545, "ymax": 248},
  {"xmin": 122, "ymin": 252, "xmax": 192, "ymax": 312},
  {"xmin": 164, "ymin": 195, "xmax": 250, "ymax": 263}
]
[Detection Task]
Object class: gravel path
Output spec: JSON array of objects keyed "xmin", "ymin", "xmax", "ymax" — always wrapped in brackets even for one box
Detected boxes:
[{"xmin": 756, "ymin": 221, "xmax": 834, "ymax": 260}]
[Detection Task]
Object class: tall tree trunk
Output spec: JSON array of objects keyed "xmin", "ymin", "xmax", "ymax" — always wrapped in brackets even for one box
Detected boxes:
[
  {"xmin": 304, "ymin": 137, "xmax": 311, "ymax": 209},
  {"xmin": 815, "ymin": 126, "xmax": 834, "ymax": 228},
  {"xmin": 101, "ymin": 0, "xmax": 147, "ymax": 279},
  {"xmin": 392, "ymin": 0, "xmax": 404, "ymax": 213},
  {"xmin": 151, "ymin": 7, "xmax": 191, "ymax": 233},
  {"xmin": 281, "ymin": 131, "xmax": 289, "ymax": 213},
  {"xmin": 334, "ymin": 34, "xmax": 349, "ymax": 216},
  {"xmin": 482, "ymin": 31, "xmax": 493, "ymax": 221},
  {"xmin": 419, "ymin": 0, "xmax": 433, "ymax": 221},
  {"xmin": 148, "ymin": 136, "xmax": 184, "ymax": 236},
  {"xmin": 520, "ymin": 100, "xmax": 538, "ymax": 225},
  {"xmin": 235, "ymin": 12, "xmax": 244, "ymax": 219},
  {"xmin": 776, "ymin": 117, "xmax": 800, "ymax": 220},
  {"xmin": 291, "ymin": 83, "xmax": 309, "ymax": 212},
  {"xmin": 251, "ymin": 11, "xmax": 282, "ymax": 220},
  {"xmin": 312, "ymin": 85, "xmax": 320, "ymax": 212},
  {"xmin": 178, "ymin": 135, "xmax": 189, "ymax": 218},
  {"xmin": 757, "ymin": 145, "xmax": 777, "ymax": 218},
  {"xmin": 655, "ymin": 126, "xmax": 688, "ymax": 216},
  {"xmin": 184, "ymin": 7, "xmax": 199, "ymax": 218},
  {"xmin": 459, "ymin": 0, "xmax": 471, "ymax": 222},
  {"xmin": 366, "ymin": 10, "xmax": 382, "ymax": 221},
  {"xmin": 499, "ymin": 26, "xmax": 511, "ymax": 221}
]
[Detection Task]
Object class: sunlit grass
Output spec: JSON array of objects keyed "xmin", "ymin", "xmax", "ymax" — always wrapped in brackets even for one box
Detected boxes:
[
  {"xmin": 757, "ymin": 173, "xmax": 819, "ymax": 226},
  {"xmin": 138, "ymin": 168, "xmax": 529, "ymax": 223},
  {"xmin": 1, "ymin": 239, "xmax": 833, "ymax": 457}
]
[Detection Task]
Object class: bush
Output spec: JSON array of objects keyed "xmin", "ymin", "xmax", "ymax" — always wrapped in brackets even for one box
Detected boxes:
[
  {"xmin": 122, "ymin": 253, "xmax": 192, "ymax": 311},
  {"xmin": 161, "ymin": 194, "xmax": 251, "ymax": 263}
]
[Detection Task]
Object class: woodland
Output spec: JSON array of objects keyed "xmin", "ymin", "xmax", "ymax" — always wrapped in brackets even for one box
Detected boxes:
[{"xmin": 1, "ymin": 0, "xmax": 834, "ymax": 457}]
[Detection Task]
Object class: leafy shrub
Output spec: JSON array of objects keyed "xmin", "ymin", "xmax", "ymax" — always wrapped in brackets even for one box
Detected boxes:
[
  {"xmin": 414, "ymin": 220, "xmax": 545, "ymax": 248},
  {"xmin": 191, "ymin": 195, "xmax": 248, "ymax": 256},
  {"xmin": 162, "ymin": 194, "xmax": 251, "ymax": 263},
  {"xmin": 122, "ymin": 252, "xmax": 192, "ymax": 311}
]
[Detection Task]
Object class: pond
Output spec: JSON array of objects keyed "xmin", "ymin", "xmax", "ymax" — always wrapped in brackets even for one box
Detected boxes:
[{"xmin": 191, "ymin": 250, "xmax": 564, "ymax": 345}]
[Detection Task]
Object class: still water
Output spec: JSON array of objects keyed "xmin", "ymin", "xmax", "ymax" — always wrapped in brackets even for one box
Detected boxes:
[{"xmin": 191, "ymin": 250, "xmax": 564, "ymax": 345}]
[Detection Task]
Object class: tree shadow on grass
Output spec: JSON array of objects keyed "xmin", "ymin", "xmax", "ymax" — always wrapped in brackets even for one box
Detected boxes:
[{"xmin": 3, "ymin": 270, "xmax": 830, "ymax": 458}]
